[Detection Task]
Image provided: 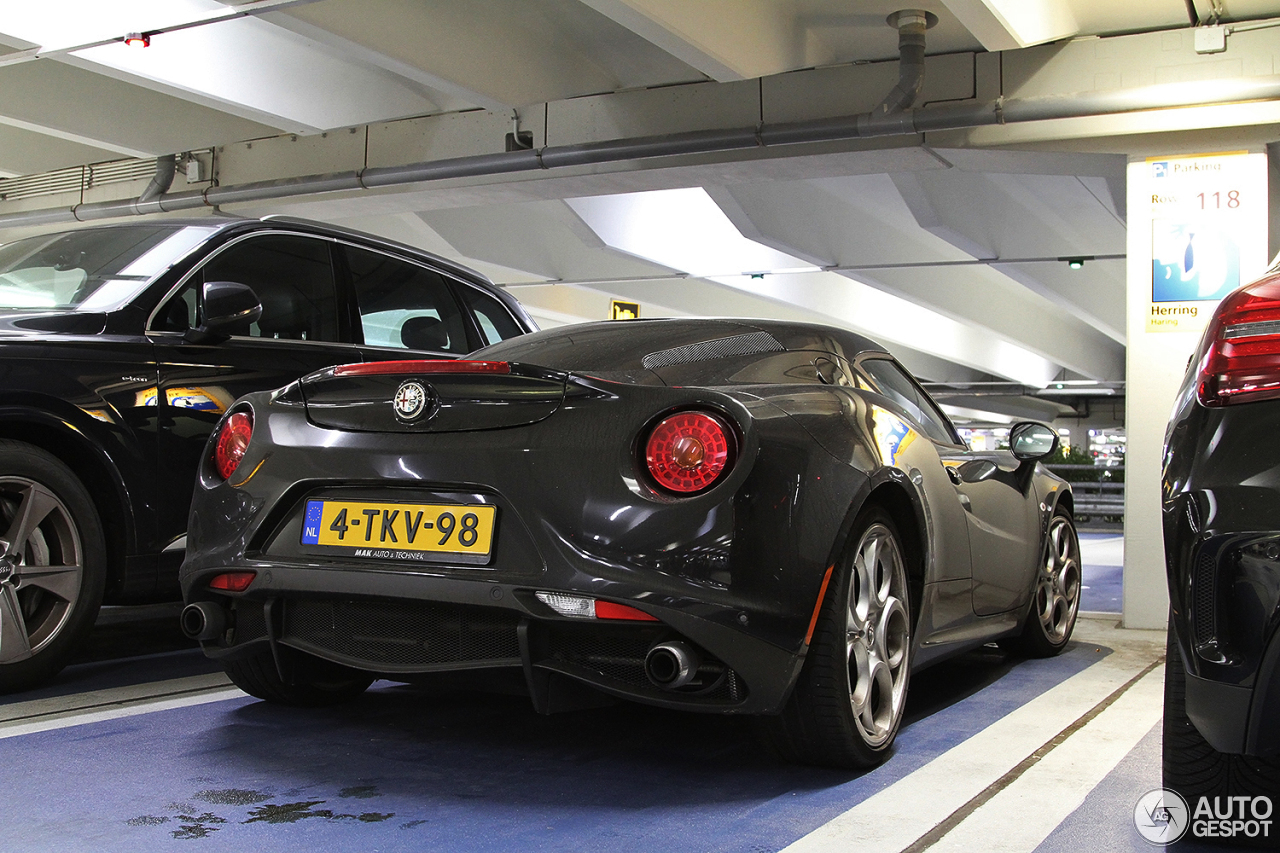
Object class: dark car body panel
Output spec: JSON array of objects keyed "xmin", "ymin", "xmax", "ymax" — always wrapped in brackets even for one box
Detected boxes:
[
  {"xmin": 182, "ymin": 318, "xmax": 1071, "ymax": 715},
  {"xmin": 1164, "ymin": 386, "xmax": 1280, "ymax": 756},
  {"xmin": 0, "ymin": 217, "xmax": 536, "ymax": 605}
]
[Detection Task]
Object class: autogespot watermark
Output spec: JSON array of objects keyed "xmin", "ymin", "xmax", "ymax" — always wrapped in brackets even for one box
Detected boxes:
[{"xmin": 1134, "ymin": 788, "xmax": 1275, "ymax": 844}]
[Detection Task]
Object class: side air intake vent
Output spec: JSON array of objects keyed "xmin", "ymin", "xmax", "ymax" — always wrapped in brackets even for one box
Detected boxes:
[
  {"xmin": 1193, "ymin": 552, "xmax": 1217, "ymax": 648},
  {"xmin": 642, "ymin": 331, "xmax": 785, "ymax": 370}
]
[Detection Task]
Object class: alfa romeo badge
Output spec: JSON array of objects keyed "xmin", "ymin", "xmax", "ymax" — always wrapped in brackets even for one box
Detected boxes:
[{"xmin": 393, "ymin": 380, "xmax": 430, "ymax": 421}]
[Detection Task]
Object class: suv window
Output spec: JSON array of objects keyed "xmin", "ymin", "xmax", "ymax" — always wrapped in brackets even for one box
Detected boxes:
[
  {"xmin": 345, "ymin": 245, "xmax": 469, "ymax": 354},
  {"xmin": 860, "ymin": 357, "xmax": 961, "ymax": 446},
  {"xmin": 155, "ymin": 233, "xmax": 340, "ymax": 342},
  {"xmin": 458, "ymin": 286, "xmax": 523, "ymax": 346}
]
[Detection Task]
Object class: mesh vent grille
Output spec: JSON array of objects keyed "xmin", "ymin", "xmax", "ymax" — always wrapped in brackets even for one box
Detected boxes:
[
  {"xmin": 1193, "ymin": 552, "xmax": 1217, "ymax": 646},
  {"xmin": 283, "ymin": 598, "xmax": 520, "ymax": 671},
  {"xmin": 233, "ymin": 600, "xmax": 267, "ymax": 642},
  {"xmin": 642, "ymin": 331, "xmax": 785, "ymax": 370}
]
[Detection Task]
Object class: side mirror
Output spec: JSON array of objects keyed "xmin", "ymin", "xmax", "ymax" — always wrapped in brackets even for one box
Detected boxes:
[
  {"xmin": 1009, "ymin": 421, "xmax": 1059, "ymax": 461},
  {"xmin": 185, "ymin": 280, "xmax": 262, "ymax": 344}
]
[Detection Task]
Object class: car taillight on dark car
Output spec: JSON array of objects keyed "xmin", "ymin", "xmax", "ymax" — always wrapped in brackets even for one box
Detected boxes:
[
  {"xmin": 212, "ymin": 410, "xmax": 254, "ymax": 480},
  {"xmin": 644, "ymin": 410, "xmax": 735, "ymax": 494},
  {"xmin": 1198, "ymin": 277, "xmax": 1280, "ymax": 406}
]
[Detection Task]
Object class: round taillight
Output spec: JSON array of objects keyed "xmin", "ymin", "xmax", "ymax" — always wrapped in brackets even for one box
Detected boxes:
[
  {"xmin": 213, "ymin": 410, "xmax": 253, "ymax": 481},
  {"xmin": 644, "ymin": 411, "xmax": 734, "ymax": 494}
]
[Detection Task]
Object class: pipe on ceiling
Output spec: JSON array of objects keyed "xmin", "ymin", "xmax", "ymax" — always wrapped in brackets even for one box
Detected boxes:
[
  {"xmin": 3, "ymin": 63, "xmax": 1280, "ymax": 230},
  {"xmin": 876, "ymin": 10, "xmax": 935, "ymax": 115},
  {"xmin": 136, "ymin": 154, "xmax": 176, "ymax": 206}
]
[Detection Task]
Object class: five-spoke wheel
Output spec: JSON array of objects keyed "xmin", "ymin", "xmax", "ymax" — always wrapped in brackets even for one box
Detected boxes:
[{"xmin": 0, "ymin": 442, "xmax": 104, "ymax": 692}]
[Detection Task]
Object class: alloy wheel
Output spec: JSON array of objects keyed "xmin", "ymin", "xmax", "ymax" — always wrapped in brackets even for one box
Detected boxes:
[
  {"xmin": 0, "ymin": 477, "xmax": 83, "ymax": 664},
  {"xmin": 1036, "ymin": 514, "xmax": 1081, "ymax": 645},
  {"xmin": 845, "ymin": 522, "xmax": 911, "ymax": 748}
]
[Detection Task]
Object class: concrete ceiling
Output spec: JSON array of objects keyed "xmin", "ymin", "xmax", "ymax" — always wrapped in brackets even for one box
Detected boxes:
[{"xmin": 4, "ymin": 0, "xmax": 1280, "ymax": 412}]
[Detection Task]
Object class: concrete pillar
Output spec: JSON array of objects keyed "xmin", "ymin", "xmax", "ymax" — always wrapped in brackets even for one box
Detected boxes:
[{"xmin": 1122, "ymin": 151, "xmax": 1270, "ymax": 629}]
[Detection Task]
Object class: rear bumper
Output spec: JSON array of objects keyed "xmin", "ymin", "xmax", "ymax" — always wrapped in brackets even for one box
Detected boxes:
[
  {"xmin": 186, "ymin": 562, "xmax": 802, "ymax": 714},
  {"xmin": 181, "ymin": 385, "xmax": 869, "ymax": 715},
  {"xmin": 1164, "ymin": 399, "xmax": 1280, "ymax": 757}
]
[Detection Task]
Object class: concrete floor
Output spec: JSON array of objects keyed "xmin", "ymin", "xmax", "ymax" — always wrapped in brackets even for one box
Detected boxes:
[{"xmin": 1, "ymin": 608, "xmax": 1245, "ymax": 852}]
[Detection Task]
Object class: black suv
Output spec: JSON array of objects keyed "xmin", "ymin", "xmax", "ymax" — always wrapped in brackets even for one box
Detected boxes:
[
  {"xmin": 1164, "ymin": 271, "xmax": 1280, "ymax": 810},
  {"xmin": 0, "ymin": 216, "xmax": 536, "ymax": 690}
]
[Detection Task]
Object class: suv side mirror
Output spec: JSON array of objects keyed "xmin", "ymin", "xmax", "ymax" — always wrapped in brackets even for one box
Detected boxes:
[
  {"xmin": 185, "ymin": 280, "xmax": 262, "ymax": 344},
  {"xmin": 1009, "ymin": 421, "xmax": 1059, "ymax": 461}
]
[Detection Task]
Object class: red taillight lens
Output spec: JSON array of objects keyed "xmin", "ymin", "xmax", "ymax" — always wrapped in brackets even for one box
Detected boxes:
[
  {"xmin": 213, "ymin": 410, "xmax": 253, "ymax": 480},
  {"xmin": 644, "ymin": 411, "xmax": 735, "ymax": 494},
  {"xmin": 1198, "ymin": 278, "xmax": 1280, "ymax": 406},
  {"xmin": 332, "ymin": 360, "xmax": 511, "ymax": 377},
  {"xmin": 208, "ymin": 571, "xmax": 256, "ymax": 592}
]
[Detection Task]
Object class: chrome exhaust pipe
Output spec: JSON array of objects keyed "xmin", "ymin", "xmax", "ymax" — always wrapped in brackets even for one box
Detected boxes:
[
  {"xmin": 644, "ymin": 641, "xmax": 701, "ymax": 690},
  {"xmin": 181, "ymin": 601, "xmax": 226, "ymax": 641}
]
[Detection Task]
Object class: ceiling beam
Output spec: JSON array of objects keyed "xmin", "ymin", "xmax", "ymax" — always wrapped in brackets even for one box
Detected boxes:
[
  {"xmin": 576, "ymin": 0, "xmax": 815, "ymax": 82},
  {"xmin": 708, "ymin": 174, "xmax": 1124, "ymax": 380},
  {"xmin": 0, "ymin": 58, "xmax": 280, "ymax": 164},
  {"xmin": 275, "ymin": 0, "xmax": 632, "ymax": 109},
  {"xmin": 940, "ymin": 0, "xmax": 1078, "ymax": 51}
]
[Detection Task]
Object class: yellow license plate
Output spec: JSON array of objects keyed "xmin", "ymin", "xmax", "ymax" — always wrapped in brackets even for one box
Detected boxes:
[{"xmin": 301, "ymin": 499, "xmax": 496, "ymax": 558}]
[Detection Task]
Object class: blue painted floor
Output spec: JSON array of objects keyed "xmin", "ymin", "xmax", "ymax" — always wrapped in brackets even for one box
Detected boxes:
[
  {"xmin": 2, "ymin": 640, "xmax": 1107, "ymax": 852},
  {"xmin": 5, "ymin": 599, "xmax": 1258, "ymax": 852}
]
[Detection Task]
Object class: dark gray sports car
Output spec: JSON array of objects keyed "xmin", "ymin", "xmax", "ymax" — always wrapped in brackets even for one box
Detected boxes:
[{"xmin": 180, "ymin": 319, "xmax": 1080, "ymax": 768}]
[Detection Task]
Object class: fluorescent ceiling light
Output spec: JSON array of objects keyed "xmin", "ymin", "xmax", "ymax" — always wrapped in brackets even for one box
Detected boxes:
[{"xmin": 567, "ymin": 188, "xmax": 819, "ymax": 278}]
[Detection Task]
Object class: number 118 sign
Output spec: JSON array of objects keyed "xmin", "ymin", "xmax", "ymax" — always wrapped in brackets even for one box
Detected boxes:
[{"xmin": 1147, "ymin": 151, "xmax": 1268, "ymax": 333}]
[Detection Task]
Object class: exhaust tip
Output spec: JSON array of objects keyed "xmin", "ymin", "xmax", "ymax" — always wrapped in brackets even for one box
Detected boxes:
[
  {"xmin": 645, "ymin": 641, "xmax": 701, "ymax": 690},
  {"xmin": 181, "ymin": 601, "xmax": 226, "ymax": 642}
]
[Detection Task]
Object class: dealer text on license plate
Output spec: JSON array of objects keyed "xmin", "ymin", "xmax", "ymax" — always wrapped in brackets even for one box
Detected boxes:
[{"xmin": 300, "ymin": 499, "xmax": 496, "ymax": 557}]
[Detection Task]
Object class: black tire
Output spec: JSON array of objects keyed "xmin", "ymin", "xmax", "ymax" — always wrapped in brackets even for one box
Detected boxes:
[
  {"xmin": 1164, "ymin": 620, "xmax": 1280, "ymax": 848},
  {"xmin": 223, "ymin": 645, "xmax": 373, "ymax": 707},
  {"xmin": 0, "ymin": 440, "xmax": 106, "ymax": 693},
  {"xmin": 758, "ymin": 507, "xmax": 912, "ymax": 769},
  {"xmin": 1004, "ymin": 506, "xmax": 1081, "ymax": 658}
]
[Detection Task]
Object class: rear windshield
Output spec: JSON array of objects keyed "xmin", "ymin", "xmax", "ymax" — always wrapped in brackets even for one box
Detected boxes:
[{"xmin": 0, "ymin": 225, "xmax": 217, "ymax": 312}]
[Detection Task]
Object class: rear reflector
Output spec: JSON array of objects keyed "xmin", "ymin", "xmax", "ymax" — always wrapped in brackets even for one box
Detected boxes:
[
  {"xmin": 594, "ymin": 601, "xmax": 660, "ymax": 622},
  {"xmin": 534, "ymin": 591, "xmax": 660, "ymax": 622},
  {"xmin": 1198, "ymin": 277, "xmax": 1280, "ymax": 406},
  {"xmin": 208, "ymin": 571, "xmax": 256, "ymax": 592},
  {"xmin": 333, "ymin": 360, "xmax": 511, "ymax": 377}
]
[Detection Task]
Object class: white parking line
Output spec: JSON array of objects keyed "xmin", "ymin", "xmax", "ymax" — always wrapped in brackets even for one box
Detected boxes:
[
  {"xmin": 0, "ymin": 673, "xmax": 245, "ymax": 739},
  {"xmin": 781, "ymin": 621, "xmax": 1165, "ymax": 853},
  {"xmin": 924, "ymin": 665, "xmax": 1165, "ymax": 853}
]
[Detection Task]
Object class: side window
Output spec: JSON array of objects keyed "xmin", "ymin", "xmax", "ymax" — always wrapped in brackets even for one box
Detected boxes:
[
  {"xmin": 345, "ymin": 246, "xmax": 469, "ymax": 354},
  {"xmin": 458, "ymin": 286, "xmax": 524, "ymax": 346},
  {"xmin": 153, "ymin": 234, "xmax": 340, "ymax": 341},
  {"xmin": 860, "ymin": 358, "xmax": 960, "ymax": 445}
]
